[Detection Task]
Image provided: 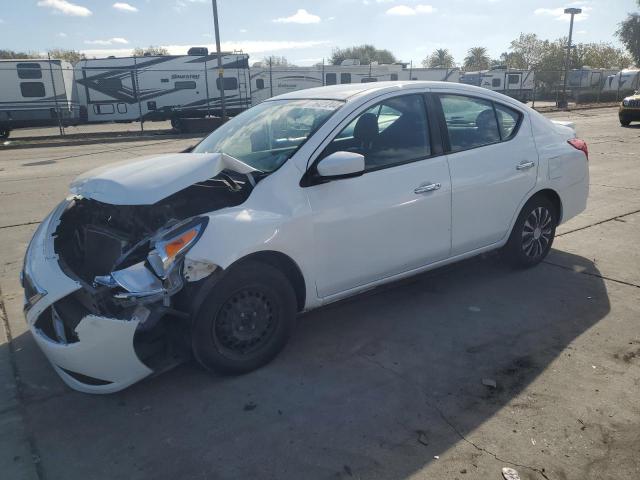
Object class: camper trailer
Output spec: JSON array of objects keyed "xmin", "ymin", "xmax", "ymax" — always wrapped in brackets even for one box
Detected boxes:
[
  {"xmin": 460, "ymin": 67, "xmax": 534, "ymax": 102},
  {"xmin": 249, "ymin": 63, "xmax": 405, "ymax": 105},
  {"xmin": 567, "ymin": 66, "xmax": 620, "ymax": 101},
  {"xmin": 603, "ymin": 69, "xmax": 640, "ymax": 97},
  {"xmin": 0, "ymin": 59, "xmax": 78, "ymax": 138},
  {"xmin": 399, "ymin": 67, "xmax": 460, "ymax": 82},
  {"xmin": 75, "ymin": 51, "xmax": 250, "ymax": 125}
]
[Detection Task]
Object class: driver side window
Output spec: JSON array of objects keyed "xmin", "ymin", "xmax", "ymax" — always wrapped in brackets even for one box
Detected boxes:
[{"xmin": 321, "ymin": 94, "xmax": 431, "ymax": 170}]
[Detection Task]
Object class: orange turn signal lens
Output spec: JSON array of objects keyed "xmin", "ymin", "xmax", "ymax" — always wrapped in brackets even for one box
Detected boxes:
[{"xmin": 164, "ymin": 229, "xmax": 198, "ymax": 259}]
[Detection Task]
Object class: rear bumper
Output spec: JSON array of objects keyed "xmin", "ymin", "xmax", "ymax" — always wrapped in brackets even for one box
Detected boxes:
[{"xmin": 23, "ymin": 200, "xmax": 153, "ymax": 394}]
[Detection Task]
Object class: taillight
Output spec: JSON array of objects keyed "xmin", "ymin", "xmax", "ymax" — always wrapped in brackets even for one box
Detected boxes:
[{"xmin": 568, "ymin": 138, "xmax": 588, "ymax": 160}]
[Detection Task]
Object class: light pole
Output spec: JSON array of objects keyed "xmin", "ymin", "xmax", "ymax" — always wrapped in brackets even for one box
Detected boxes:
[
  {"xmin": 211, "ymin": 0, "xmax": 227, "ymax": 121},
  {"xmin": 560, "ymin": 7, "xmax": 581, "ymax": 108}
]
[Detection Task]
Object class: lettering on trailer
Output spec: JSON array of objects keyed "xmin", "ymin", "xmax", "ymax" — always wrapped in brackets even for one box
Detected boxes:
[{"xmin": 171, "ymin": 74, "xmax": 200, "ymax": 80}]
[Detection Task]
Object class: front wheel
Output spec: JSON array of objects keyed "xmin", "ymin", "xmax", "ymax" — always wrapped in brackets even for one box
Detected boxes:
[
  {"xmin": 620, "ymin": 119, "xmax": 631, "ymax": 127},
  {"xmin": 191, "ymin": 261, "xmax": 297, "ymax": 375},
  {"xmin": 502, "ymin": 196, "xmax": 557, "ymax": 268},
  {"xmin": 0, "ymin": 129, "xmax": 10, "ymax": 139}
]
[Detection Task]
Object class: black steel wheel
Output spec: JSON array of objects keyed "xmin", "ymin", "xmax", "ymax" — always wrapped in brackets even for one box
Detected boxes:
[
  {"xmin": 192, "ymin": 261, "xmax": 297, "ymax": 374},
  {"xmin": 503, "ymin": 195, "xmax": 557, "ymax": 268}
]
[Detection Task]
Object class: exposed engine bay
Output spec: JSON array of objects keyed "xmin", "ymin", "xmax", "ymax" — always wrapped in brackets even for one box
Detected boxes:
[{"xmin": 44, "ymin": 170, "xmax": 255, "ymax": 370}]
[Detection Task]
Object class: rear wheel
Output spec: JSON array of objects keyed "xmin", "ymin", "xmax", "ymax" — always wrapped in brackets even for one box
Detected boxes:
[
  {"xmin": 192, "ymin": 261, "xmax": 297, "ymax": 375},
  {"xmin": 0, "ymin": 129, "xmax": 10, "ymax": 139},
  {"xmin": 502, "ymin": 196, "xmax": 557, "ymax": 268}
]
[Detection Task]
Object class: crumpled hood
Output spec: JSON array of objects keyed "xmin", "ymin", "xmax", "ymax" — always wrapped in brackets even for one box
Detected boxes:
[{"xmin": 70, "ymin": 152, "xmax": 257, "ymax": 205}]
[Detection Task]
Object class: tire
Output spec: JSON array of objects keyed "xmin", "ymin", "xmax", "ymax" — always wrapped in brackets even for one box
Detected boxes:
[
  {"xmin": 191, "ymin": 261, "xmax": 297, "ymax": 375},
  {"xmin": 0, "ymin": 129, "xmax": 10, "ymax": 139},
  {"xmin": 502, "ymin": 195, "xmax": 557, "ymax": 269},
  {"xmin": 620, "ymin": 119, "xmax": 631, "ymax": 127}
]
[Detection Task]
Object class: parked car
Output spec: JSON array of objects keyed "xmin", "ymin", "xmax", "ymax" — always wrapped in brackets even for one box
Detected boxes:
[
  {"xmin": 619, "ymin": 90, "xmax": 640, "ymax": 126},
  {"xmin": 22, "ymin": 81, "xmax": 589, "ymax": 393}
]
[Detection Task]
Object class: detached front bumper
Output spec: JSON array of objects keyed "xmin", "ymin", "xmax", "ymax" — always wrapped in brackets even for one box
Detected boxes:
[{"xmin": 23, "ymin": 201, "xmax": 153, "ymax": 394}]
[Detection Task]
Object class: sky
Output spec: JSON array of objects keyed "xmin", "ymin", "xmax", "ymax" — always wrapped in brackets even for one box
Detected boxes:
[{"xmin": 0, "ymin": 0, "xmax": 637, "ymax": 66}]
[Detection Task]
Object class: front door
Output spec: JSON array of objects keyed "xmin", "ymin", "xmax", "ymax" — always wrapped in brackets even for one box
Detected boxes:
[{"xmin": 304, "ymin": 93, "xmax": 452, "ymax": 298}]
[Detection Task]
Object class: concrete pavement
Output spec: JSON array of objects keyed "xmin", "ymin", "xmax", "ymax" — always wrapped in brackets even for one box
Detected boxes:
[{"xmin": 0, "ymin": 107, "xmax": 638, "ymax": 480}]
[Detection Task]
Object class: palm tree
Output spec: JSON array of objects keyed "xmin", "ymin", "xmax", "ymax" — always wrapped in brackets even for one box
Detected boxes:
[
  {"xmin": 423, "ymin": 48, "xmax": 455, "ymax": 68},
  {"xmin": 464, "ymin": 47, "xmax": 491, "ymax": 70}
]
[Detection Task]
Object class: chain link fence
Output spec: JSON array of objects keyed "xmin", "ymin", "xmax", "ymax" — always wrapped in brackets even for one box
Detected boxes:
[{"xmin": 1, "ymin": 60, "xmax": 638, "ymax": 141}]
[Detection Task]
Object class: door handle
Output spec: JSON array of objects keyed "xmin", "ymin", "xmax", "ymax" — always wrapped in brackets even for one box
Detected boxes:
[
  {"xmin": 516, "ymin": 161, "xmax": 535, "ymax": 170},
  {"xmin": 414, "ymin": 182, "xmax": 441, "ymax": 194}
]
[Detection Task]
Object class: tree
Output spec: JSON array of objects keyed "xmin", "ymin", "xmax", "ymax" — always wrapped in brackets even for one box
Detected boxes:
[
  {"xmin": 422, "ymin": 48, "xmax": 455, "ymax": 68},
  {"xmin": 262, "ymin": 56, "xmax": 291, "ymax": 67},
  {"xmin": 463, "ymin": 47, "xmax": 490, "ymax": 70},
  {"xmin": 572, "ymin": 42, "xmax": 632, "ymax": 69},
  {"xmin": 0, "ymin": 49, "xmax": 39, "ymax": 59},
  {"xmin": 48, "ymin": 49, "xmax": 86, "ymax": 64},
  {"xmin": 507, "ymin": 33, "xmax": 546, "ymax": 69},
  {"xmin": 133, "ymin": 46, "xmax": 169, "ymax": 56},
  {"xmin": 330, "ymin": 44, "xmax": 397, "ymax": 65},
  {"xmin": 616, "ymin": 1, "xmax": 640, "ymax": 66}
]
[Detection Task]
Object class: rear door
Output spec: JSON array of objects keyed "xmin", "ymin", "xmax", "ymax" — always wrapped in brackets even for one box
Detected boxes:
[{"xmin": 434, "ymin": 92, "xmax": 538, "ymax": 255}]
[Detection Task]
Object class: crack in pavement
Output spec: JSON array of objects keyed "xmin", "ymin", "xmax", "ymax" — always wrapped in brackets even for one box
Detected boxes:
[
  {"xmin": 590, "ymin": 183, "xmax": 640, "ymax": 191},
  {"xmin": 543, "ymin": 260, "xmax": 640, "ymax": 289},
  {"xmin": 557, "ymin": 208, "xmax": 640, "ymax": 238},
  {"xmin": 358, "ymin": 354, "xmax": 551, "ymax": 480},
  {"xmin": 0, "ymin": 221, "xmax": 40, "ymax": 230},
  {"xmin": 0, "ymin": 286, "xmax": 46, "ymax": 480}
]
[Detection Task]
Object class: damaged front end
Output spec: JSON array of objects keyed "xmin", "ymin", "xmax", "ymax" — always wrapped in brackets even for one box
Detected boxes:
[{"xmin": 23, "ymin": 153, "xmax": 258, "ymax": 393}]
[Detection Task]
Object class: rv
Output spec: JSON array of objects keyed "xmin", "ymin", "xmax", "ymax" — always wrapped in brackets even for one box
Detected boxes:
[
  {"xmin": 0, "ymin": 59, "xmax": 78, "ymax": 138},
  {"xmin": 603, "ymin": 68, "xmax": 640, "ymax": 97},
  {"xmin": 460, "ymin": 67, "xmax": 534, "ymax": 102},
  {"xmin": 249, "ymin": 63, "xmax": 406, "ymax": 105},
  {"xmin": 399, "ymin": 67, "xmax": 460, "ymax": 82},
  {"xmin": 567, "ymin": 66, "xmax": 620, "ymax": 101},
  {"xmin": 74, "ymin": 51, "xmax": 250, "ymax": 126}
]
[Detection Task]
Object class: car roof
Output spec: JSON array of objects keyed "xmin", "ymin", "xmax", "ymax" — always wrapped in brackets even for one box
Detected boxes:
[{"xmin": 269, "ymin": 80, "xmax": 511, "ymax": 103}]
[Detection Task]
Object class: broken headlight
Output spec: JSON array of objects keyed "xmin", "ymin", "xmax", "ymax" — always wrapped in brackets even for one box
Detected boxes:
[{"xmin": 147, "ymin": 217, "xmax": 208, "ymax": 279}]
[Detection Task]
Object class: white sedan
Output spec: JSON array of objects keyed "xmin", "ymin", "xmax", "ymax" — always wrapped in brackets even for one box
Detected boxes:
[{"xmin": 22, "ymin": 81, "xmax": 589, "ymax": 393}]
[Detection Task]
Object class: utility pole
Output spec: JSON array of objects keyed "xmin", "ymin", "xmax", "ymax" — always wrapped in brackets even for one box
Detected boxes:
[
  {"xmin": 211, "ymin": 0, "xmax": 227, "ymax": 121},
  {"xmin": 560, "ymin": 7, "xmax": 582, "ymax": 109}
]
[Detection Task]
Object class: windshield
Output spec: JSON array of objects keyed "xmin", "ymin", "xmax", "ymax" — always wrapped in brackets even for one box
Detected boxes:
[{"xmin": 193, "ymin": 99, "xmax": 344, "ymax": 172}]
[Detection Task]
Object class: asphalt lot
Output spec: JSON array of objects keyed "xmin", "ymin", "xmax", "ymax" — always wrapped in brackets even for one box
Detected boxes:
[{"xmin": 0, "ymin": 107, "xmax": 639, "ymax": 480}]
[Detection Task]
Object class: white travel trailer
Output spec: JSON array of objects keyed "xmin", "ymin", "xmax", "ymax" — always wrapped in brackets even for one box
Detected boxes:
[
  {"xmin": 75, "ymin": 52, "xmax": 250, "ymax": 125},
  {"xmin": 602, "ymin": 68, "xmax": 640, "ymax": 96},
  {"xmin": 399, "ymin": 67, "xmax": 460, "ymax": 82},
  {"xmin": 249, "ymin": 63, "xmax": 406, "ymax": 105},
  {"xmin": 566, "ymin": 66, "xmax": 620, "ymax": 101},
  {"xmin": 460, "ymin": 68, "xmax": 535, "ymax": 102},
  {"xmin": 0, "ymin": 59, "xmax": 78, "ymax": 138}
]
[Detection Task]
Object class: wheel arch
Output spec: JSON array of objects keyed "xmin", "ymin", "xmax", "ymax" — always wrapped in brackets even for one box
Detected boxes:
[
  {"xmin": 529, "ymin": 188, "xmax": 563, "ymax": 222},
  {"xmin": 233, "ymin": 250, "xmax": 307, "ymax": 312}
]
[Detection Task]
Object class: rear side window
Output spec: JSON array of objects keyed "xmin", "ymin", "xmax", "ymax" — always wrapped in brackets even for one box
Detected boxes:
[
  {"xmin": 17, "ymin": 63, "xmax": 42, "ymax": 79},
  {"xmin": 322, "ymin": 94, "xmax": 431, "ymax": 170},
  {"xmin": 439, "ymin": 94, "xmax": 500, "ymax": 152},
  {"xmin": 508, "ymin": 74, "xmax": 521, "ymax": 85},
  {"xmin": 494, "ymin": 103, "xmax": 521, "ymax": 140},
  {"xmin": 20, "ymin": 82, "xmax": 45, "ymax": 97}
]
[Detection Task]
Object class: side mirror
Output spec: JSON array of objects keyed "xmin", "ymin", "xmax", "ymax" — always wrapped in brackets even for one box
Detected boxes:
[{"xmin": 316, "ymin": 151, "xmax": 365, "ymax": 179}]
